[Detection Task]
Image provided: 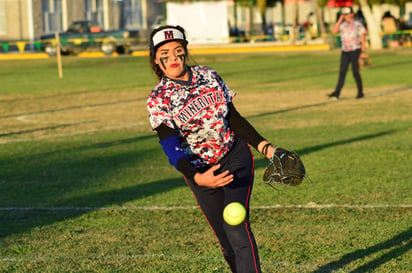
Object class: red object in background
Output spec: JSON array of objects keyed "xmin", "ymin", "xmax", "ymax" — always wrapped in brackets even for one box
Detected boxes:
[
  {"xmin": 327, "ymin": 0, "xmax": 353, "ymax": 7},
  {"xmin": 90, "ymin": 26, "xmax": 102, "ymax": 33}
]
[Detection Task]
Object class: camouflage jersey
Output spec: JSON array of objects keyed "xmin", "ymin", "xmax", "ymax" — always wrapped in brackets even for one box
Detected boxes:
[{"xmin": 147, "ymin": 65, "xmax": 236, "ymax": 168}]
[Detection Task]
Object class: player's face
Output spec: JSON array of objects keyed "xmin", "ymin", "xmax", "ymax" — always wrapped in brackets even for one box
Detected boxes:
[
  {"xmin": 155, "ymin": 41, "xmax": 188, "ymax": 81},
  {"xmin": 343, "ymin": 13, "xmax": 354, "ymax": 21}
]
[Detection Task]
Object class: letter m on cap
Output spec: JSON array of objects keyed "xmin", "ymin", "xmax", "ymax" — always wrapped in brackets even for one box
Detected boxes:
[{"xmin": 163, "ymin": 30, "xmax": 174, "ymax": 40}]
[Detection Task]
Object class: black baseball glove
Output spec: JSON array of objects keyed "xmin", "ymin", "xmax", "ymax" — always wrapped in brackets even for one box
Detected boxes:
[{"xmin": 263, "ymin": 147, "xmax": 306, "ymax": 188}]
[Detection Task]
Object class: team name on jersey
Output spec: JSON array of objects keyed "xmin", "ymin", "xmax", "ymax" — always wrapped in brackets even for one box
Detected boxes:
[{"xmin": 175, "ymin": 90, "xmax": 226, "ymax": 125}]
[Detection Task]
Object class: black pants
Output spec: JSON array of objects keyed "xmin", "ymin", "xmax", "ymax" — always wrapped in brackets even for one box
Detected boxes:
[
  {"xmin": 185, "ymin": 137, "xmax": 261, "ymax": 273},
  {"xmin": 334, "ymin": 49, "xmax": 363, "ymax": 97}
]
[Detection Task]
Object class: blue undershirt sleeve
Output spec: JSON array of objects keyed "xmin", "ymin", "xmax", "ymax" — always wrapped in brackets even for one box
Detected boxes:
[
  {"xmin": 155, "ymin": 124, "xmax": 198, "ymax": 181},
  {"xmin": 159, "ymin": 135, "xmax": 188, "ymax": 169}
]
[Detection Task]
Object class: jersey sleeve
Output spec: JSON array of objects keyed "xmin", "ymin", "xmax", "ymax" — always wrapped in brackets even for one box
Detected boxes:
[
  {"xmin": 207, "ymin": 66, "xmax": 236, "ymax": 102},
  {"xmin": 147, "ymin": 92, "xmax": 176, "ymax": 130},
  {"xmin": 227, "ymin": 102, "xmax": 265, "ymax": 149}
]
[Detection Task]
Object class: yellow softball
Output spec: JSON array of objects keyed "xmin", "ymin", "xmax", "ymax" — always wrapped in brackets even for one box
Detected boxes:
[{"xmin": 223, "ymin": 202, "xmax": 246, "ymax": 226}]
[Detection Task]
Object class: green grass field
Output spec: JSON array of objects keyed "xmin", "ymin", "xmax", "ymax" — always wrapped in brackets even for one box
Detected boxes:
[{"xmin": 0, "ymin": 47, "xmax": 411, "ymax": 273}]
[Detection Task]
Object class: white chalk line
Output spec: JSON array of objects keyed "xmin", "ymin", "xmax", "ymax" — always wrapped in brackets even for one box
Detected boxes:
[
  {"xmin": 0, "ymin": 122, "xmax": 148, "ymax": 144},
  {"xmin": 15, "ymin": 115, "xmax": 96, "ymax": 125},
  {"xmin": 0, "ymin": 97, "xmax": 149, "ymax": 144},
  {"xmin": 1, "ymin": 253, "xmax": 223, "ymax": 262},
  {"xmin": 1, "ymin": 203, "xmax": 411, "ymax": 211},
  {"xmin": 3, "ymin": 96, "xmax": 145, "ymax": 120}
]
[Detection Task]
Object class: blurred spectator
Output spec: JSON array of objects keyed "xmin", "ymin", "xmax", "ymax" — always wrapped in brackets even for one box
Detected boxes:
[
  {"xmin": 355, "ymin": 9, "xmax": 367, "ymax": 29},
  {"xmin": 382, "ymin": 11, "xmax": 398, "ymax": 32},
  {"xmin": 328, "ymin": 7, "xmax": 366, "ymax": 100},
  {"xmin": 303, "ymin": 12, "xmax": 316, "ymax": 39}
]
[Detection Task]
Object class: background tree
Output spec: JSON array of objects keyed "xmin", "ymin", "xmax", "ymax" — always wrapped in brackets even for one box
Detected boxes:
[
  {"xmin": 358, "ymin": 0, "xmax": 383, "ymax": 49},
  {"xmin": 354, "ymin": 0, "xmax": 409, "ymax": 49}
]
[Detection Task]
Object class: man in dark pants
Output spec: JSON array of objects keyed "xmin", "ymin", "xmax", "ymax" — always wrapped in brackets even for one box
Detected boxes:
[{"xmin": 328, "ymin": 7, "xmax": 366, "ymax": 100}]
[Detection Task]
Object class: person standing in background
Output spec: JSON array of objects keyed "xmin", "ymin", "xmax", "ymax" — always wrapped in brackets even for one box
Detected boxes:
[{"xmin": 328, "ymin": 7, "xmax": 366, "ymax": 100}]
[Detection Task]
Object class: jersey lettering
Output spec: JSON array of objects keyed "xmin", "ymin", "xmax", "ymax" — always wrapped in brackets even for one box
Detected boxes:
[{"xmin": 175, "ymin": 90, "xmax": 226, "ymax": 125}]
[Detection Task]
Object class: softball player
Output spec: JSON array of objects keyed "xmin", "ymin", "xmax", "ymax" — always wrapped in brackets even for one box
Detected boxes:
[{"xmin": 146, "ymin": 25, "xmax": 276, "ymax": 273}]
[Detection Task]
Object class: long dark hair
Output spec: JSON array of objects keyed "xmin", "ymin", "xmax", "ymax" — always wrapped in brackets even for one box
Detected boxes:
[{"xmin": 149, "ymin": 25, "xmax": 194, "ymax": 80}]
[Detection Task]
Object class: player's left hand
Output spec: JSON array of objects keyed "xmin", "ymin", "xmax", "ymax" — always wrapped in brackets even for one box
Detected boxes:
[{"xmin": 194, "ymin": 164, "xmax": 233, "ymax": 188}]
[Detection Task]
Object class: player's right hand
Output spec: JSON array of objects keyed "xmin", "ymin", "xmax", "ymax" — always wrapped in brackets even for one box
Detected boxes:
[{"xmin": 194, "ymin": 164, "xmax": 233, "ymax": 188}]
